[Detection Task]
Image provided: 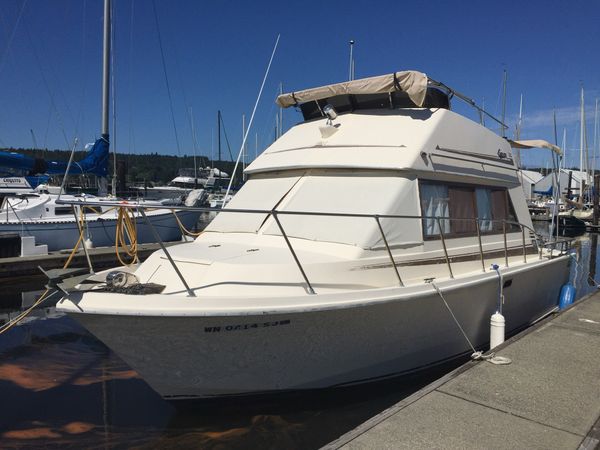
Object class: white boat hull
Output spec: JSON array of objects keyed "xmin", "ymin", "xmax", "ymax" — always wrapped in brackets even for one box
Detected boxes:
[
  {"xmin": 0, "ymin": 210, "xmax": 200, "ymax": 252},
  {"xmin": 63, "ymin": 255, "xmax": 569, "ymax": 399}
]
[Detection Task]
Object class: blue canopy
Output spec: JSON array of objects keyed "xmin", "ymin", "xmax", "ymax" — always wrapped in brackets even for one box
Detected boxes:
[
  {"xmin": 0, "ymin": 137, "xmax": 109, "ymax": 178},
  {"xmin": 533, "ymin": 186, "xmax": 553, "ymax": 196}
]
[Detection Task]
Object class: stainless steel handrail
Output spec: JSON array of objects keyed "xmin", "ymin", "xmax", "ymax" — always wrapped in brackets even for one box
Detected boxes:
[
  {"xmin": 272, "ymin": 211, "xmax": 316, "ymax": 294},
  {"xmin": 503, "ymin": 221, "xmax": 509, "ymax": 267},
  {"xmin": 375, "ymin": 215, "xmax": 404, "ymax": 287},
  {"xmin": 139, "ymin": 209, "xmax": 196, "ymax": 297},
  {"xmin": 521, "ymin": 225, "xmax": 527, "ymax": 263},
  {"xmin": 475, "ymin": 219, "xmax": 485, "ymax": 272},
  {"xmin": 436, "ymin": 217, "xmax": 454, "ymax": 279},
  {"xmin": 54, "ymin": 198, "xmax": 570, "ymax": 295}
]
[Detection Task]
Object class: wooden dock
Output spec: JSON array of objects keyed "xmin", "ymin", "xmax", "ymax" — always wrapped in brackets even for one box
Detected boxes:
[
  {"xmin": 0, "ymin": 242, "xmax": 173, "ymax": 279},
  {"xmin": 324, "ymin": 291, "xmax": 600, "ymax": 450}
]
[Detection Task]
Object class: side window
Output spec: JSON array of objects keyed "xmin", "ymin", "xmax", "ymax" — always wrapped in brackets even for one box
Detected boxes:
[
  {"xmin": 490, "ymin": 189, "xmax": 519, "ymax": 232},
  {"xmin": 475, "ymin": 188, "xmax": 493, "ymax": 231},
  {"xmin": 420, "ymin": 181, "xmax": 518, "ymax": 238},
  {"xmin": 448, "ymin": 186, "xmax": 477, "ymax": 235},
  {"xmin": 420, "ymin": 184, "xmax": 449, "ymax": 236}
]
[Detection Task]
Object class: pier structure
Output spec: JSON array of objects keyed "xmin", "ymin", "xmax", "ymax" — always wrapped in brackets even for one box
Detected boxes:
[{"xmin": 325, "ymin": 291, "xmax": 600, "ymax": 450}]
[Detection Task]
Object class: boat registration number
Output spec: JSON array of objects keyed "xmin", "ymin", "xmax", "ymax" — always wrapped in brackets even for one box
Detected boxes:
[{"xmin": 204, "ymin": 320, "xmax": 291, "ymax": 333}]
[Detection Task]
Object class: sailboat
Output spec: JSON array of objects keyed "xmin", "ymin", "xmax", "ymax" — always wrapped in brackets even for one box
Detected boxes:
[
  {"xmin": 0, "ymin": 0, "xmax": 200, "ymax": 253},
  {"xmin": 57, "ymin": 69, "xmax": 570, "ymax": 399},
  {"xmin": 560, "ymin": 87, "xmax": 593, "ymax": 223}
]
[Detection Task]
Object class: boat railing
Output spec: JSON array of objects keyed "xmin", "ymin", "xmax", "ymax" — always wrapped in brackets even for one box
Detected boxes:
[{"xmin": 55, "ymin": 199, "xmax": 573, "ymax": 296}]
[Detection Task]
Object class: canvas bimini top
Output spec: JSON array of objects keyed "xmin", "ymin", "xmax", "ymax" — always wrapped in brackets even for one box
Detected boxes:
[{"xmin": 276, "ymin": 70, "xmax": 452, "ymax": 121}]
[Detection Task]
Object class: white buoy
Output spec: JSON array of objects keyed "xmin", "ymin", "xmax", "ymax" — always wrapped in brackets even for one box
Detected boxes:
[
  {"xmin": 84, "ymin": 238, "xmax": 94, "ymax": 249},
  {"xmin": 490, "ymin": 312, "xmax": 505, "ymax": 349}
]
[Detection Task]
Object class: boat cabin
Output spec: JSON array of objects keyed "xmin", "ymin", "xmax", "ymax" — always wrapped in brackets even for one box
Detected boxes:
[{"xmin": 205, "ymin": 71, "xmax": 530, "ymax": 263}]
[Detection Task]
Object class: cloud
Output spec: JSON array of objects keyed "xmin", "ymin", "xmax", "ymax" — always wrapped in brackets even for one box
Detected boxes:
[{"xmin": 513, "ymin": 106, "xmax": 594, "ymax": 128}]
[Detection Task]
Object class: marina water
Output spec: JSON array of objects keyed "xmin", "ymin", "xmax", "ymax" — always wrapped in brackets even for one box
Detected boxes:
[{"xmin": 0, "ymin": 231, "xmax": 595, "ymax": 448}]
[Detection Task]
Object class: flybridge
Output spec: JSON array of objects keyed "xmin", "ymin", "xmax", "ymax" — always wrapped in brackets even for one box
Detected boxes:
[
  {"xmin": 276, "ymin": 70, "xmax": 449, "ymax": 121},
  {"xmin": 276, "ymin": 70, "xmax": 506, "ymax": 130},
  {"xmin": 293, "ymin": 88, "xmax": 450, "ymax": 121}
]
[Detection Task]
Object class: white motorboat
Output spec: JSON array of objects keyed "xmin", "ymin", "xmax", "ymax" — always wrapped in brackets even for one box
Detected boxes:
[
  {"xmin": 0, "ymin": 192, "xmax": 200, "ymax": 252},
  {"xmin": 57, "ymin": 70, "xmax": 571, "ymax": 399},
  {"xmin": 134, "ymin": 167, "xmax": 228, "ymax": 203}
]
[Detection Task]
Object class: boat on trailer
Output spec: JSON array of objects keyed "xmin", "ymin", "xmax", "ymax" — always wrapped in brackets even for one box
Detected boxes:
[{"xmin": 57, "ymin": 70, "xmax": 571, "ymax": 399}]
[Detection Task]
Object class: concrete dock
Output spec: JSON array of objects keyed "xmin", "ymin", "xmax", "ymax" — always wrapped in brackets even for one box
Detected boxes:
[
  {"xmin": 325, "ymin": 292, "xmax": 600, "ymax": 450},
  {"xmin": 0, "ymin": 242, "xmax": 172, "ymax": 279}
]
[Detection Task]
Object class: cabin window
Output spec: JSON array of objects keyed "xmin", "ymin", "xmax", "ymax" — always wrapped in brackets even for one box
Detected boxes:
[
  {"xmin": 54, "ymin": 207, "xmax": 72, "ymax": 216},
  {"xmin": 420, "ymin": 181, "xmax": 517, "ymax": 238},
  {"xmin": 420, "ymin": 184, "xmax": 450, "ymax": 235},
  {"xmin": 475, "ymin": 188, "xmax": 493, "ymax": 231}
]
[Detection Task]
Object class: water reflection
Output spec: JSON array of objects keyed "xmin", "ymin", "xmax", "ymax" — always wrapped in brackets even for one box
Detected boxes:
[
  {"xmin": 0, "ymin": 299, "xmax": 458, "ymax": 449},
  {"xmin": 1, "ymin": 232, "xmax": 599, "ymax": 448}
]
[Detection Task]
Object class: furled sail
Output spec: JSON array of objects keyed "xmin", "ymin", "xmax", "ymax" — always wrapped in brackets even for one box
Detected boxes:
[{"xmin": 0, "ymin": 137, "xmax": 109, "ymax": 177}]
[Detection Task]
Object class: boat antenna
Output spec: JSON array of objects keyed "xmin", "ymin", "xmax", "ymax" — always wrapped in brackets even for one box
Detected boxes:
[
  {"xmin": 348, "ymin": 40, "xmax": 355, "ymax": 81},
  {"xmin": 225, "ymin": 34, "xmax": 280, "ymax": 202}
]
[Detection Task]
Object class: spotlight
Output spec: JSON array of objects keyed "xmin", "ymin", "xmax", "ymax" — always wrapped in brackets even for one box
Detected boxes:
[{"xmin": 323, "ymin": 104, "xmax": 338, "ymax": 122}]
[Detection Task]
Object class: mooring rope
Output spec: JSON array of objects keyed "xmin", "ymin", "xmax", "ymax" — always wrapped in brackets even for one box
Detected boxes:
[
  {"xmin": 0, "ymin": 207, "xmax": 90, "ymax": 335},
  {"xmin": 428, "ymin": 279, "xmax": 511, "ymax": 365}
]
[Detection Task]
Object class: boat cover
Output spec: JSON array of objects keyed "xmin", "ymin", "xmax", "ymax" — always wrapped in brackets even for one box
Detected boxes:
[
  {"xmin": 509, "ymin": 139, "xmax": 562, "ymax": 156},
  {"xmin": 276, "ymin": 71, "xmax": 428, "ymax": 109}
]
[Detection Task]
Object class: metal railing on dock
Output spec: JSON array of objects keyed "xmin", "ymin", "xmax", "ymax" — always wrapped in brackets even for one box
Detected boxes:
[{"xmin": 56, "ymin": 198, "xmax": 572, "ymax": 296}]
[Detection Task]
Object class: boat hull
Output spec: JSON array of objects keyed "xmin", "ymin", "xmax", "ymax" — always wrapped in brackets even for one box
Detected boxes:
[
  {"xmin": 63, "ymin": 255, "xmax": 569, "ymax": 399},
  {"xmin": 0, "ymin": 210, "xmax": 200, "ymax": 251}
]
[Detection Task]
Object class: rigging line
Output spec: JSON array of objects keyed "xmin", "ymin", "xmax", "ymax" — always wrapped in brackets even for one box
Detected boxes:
[
  {"xmin": 37, "ymin": 13, "xmax": 79, "ymax": 140},
  {"xmin": 43, "ymin": 102, "xmax": 53, "ymax": 149},
  {"xmin": 0, "ymin": 9, "xmax": 37, "ymax": 144},
  {"xmin": 74, "ymin": 0, "xmax": 88, "ymax": 145},
  {"xmin": 168, "ymin": 27, "xmax": 196, "ymax": 157},
  {"xmin": 225, "ymin": 34, "xmax": 281, "ymax": 200},
  {"xmin": 257, "ymin": 89, "xmax": 280, "ymax": 151},
  {"xmin": 127, "ymin": 0, "xmax": 136, "ymax": 156},
  {"xmin": 23, "ymin": 16, "xmax": 71, "ymax": 149},
  {"xmin": 151, "ymin": 0, "xmax": 182, "ymax": 157},
  {"xmin": 219, "ymin": 113, "xmax": 235, "ymax": 161},
  {"xmin": 0, "ymin": 0, "xmax": 27, "ymax": 75}
]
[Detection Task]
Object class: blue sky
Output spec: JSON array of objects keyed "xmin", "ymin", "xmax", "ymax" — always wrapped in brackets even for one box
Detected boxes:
[{"xmin": 1, "ymin": 0, "xmax": 599, "ymax": 169}]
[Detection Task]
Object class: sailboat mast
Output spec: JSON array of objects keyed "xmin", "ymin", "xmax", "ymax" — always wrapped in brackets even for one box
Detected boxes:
[
  {"xmin": 279, "ymin": 82, "xmax": 283, "ymax": 137},
  {"xmin": 580, "ymin": 86, "xmax": 586, "ymax": 182},
  {"xmin": 94, "ymin": 0, "xmax": 111, "ymax": 196},
  {"xmin": 500, "ymin": 70, "xmax": 507, "ymax": 137},
  {"xmin": 242, "ymin": 114, "xmax": 246, "ymax": 181},
  {"xmin": 594, "ymin": 98, "xmax": 599, "ymax": 179},
  {"xmin": 217, "ymin": 110, "xmax": 221, "ymax": 163},
  {"xmin": 190, "ymin": 106, "xmax": 198, "ymax": 188},
  {"xmin": 102, "ymin": 0, "xmax": 111, "ymax": 139}
]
